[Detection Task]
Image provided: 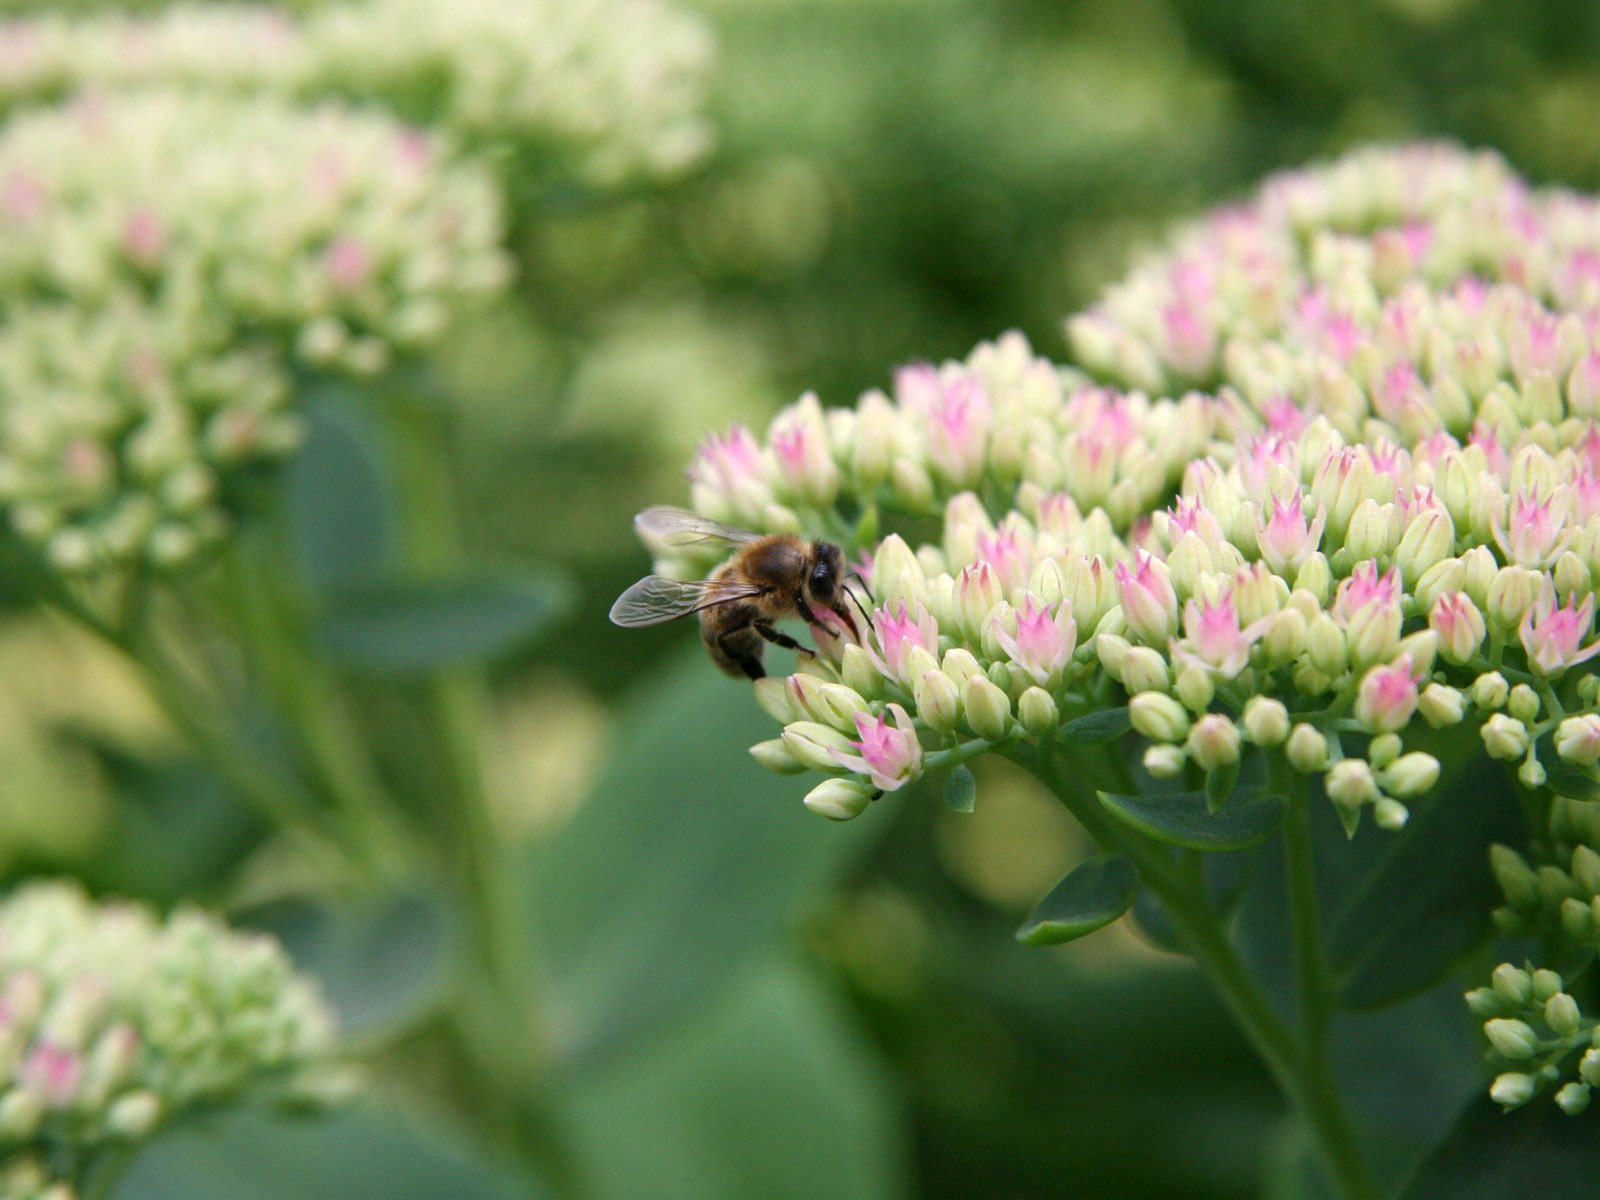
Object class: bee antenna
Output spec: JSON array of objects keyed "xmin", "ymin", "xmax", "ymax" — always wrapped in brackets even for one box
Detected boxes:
[{"xmin": 843, "ymin": 574, "xmax": 874, "ymax": 629}]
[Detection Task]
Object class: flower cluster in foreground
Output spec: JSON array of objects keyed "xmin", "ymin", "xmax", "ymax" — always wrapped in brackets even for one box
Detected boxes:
[
  {"xmin": 0, "ymin": 88, "xmax": 509, "ymax": 573},
  {"xmin": 0, "ymin": 880, "xmax": 346, "ymax": 1199},
  {"xmin": 0, "ymin": 0, "xmax": 716, "ymax": 186},
  {"xmin": 634, "ymin": 143, "xmax": 1600, "ymax": 1110}
]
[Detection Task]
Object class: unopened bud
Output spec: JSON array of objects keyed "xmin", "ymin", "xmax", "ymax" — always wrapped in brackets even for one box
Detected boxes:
[
  {"xmin": 1173, "ymin": 662, "xmax": 1215, "ymax": 713},
  {"xmin": 105, "ymin": 1089, "xmax": 162, "ymax": 1140},
  {"xmin": 1486, "ymin": 1019, "xmax": 1541, "ymax": 1060},
  {"xmin": 1556, "ymin": 1082, "xmax": 1592, "ymax": 1115},
  {"xmin": 1326, "ymin": 759, "xmax": 1379, "ymax": 809},
  {"xmin": 1264, "ymin": 606, "xmax": 1308, "ymax": 664},
  {"xmin": 1120, "ymin": 646, "xmax": 1170, "ymax": 695},
  {"xmin": 1373, "ymin": 797, "xmax": 1410, "ymax": 830},
  {"xmin": 1532, "ymin": 968, "xmax": 1565, "ymax": 1002},
  {"xmin": 1241, "ymin": 696, "xmax": 1290, "ymax": 746},
  {"xmin": 1493, "ymin": 962, "xmax": 1534, "ymax": 1005},
  {"xmin": 1143, "ymin": 743, "xmax": 1187, "ymax": 778},
  {"xmin": 1481, "ymin": 713, "xmax": 1530, "ymax": 760},
  {"xmin": 1017, "ymin": 687, "xmax": 1058, "ymax": 737},
  {"xmin": 962, "ymin": 675, "xmax": 1013, "ymax": 742},
  {"xmin": 1418, "ymin": 683, "xmax": 1466, "ymax": 728},
  {"xmin": 1295, "ymin": 553, "xmax": 1333, "ymax": 605},
  {"xmin": 1285, "ymin": 723, "xmax": 1329, "ymax": 772},
  {"xmin": 1472, "ymin": 671, "xmax": 1510, "ymax": 710},
  {"xmin": 1508, "ymin": 684, "xmax": 1541, "ymax": 724},
  {"xmin": 1487, "ymin": 566, "xmax": 1541, "ymax": 631},
  {"xmin": 1379, "ymin": 752, "xmax": 1440, "ymax": 797},
  {"xmin": 914, "ymin": 669, "xmax": 962, "ymax": 733},
  {"xmin": 781, "ymin": 722, "xmax": 855, "ymax": 772},
  {"xmin": 753, "ymin": 676, "xmax": 799, "ymax": 724},
  {"xmin": 1547, "ymin": 993, "xmax": 1582, "ymax": 1037},
  {"xmin": 1518, "ymin": 757, "xmax": 1547, "ymax": 789},
  {"xmin": 1491, "ymin": 845, "xmax": 1541, "ymax": 910},
  {"xmin": 1307, "ymin": 613, "xmax": 1348, "ymax": 676},
  {"xmin": 1466, "ymin": 987, "xmax": 1509, "ymax": 1018},
  {"xmin": 839, "ymin": 644, "xmax": 883, "ymax": 699},
  {"xmin": 804, "ymin": 778, "xmax": 879, "ymax": 821},
  {"xmin": 1489, "ymin": 1072, "xmax": 1537, "ymax": 1107},
  {"xmin": 1187, "ymin": 714, "xmax": 1241, "ymax": 772},
  {"xmin": 750, "ymin": 739, "xmax": 807, "ymax": 775},
  {"xmin": 1129, "ymin": 692, "xmax": 1190, "ymax": 743}
]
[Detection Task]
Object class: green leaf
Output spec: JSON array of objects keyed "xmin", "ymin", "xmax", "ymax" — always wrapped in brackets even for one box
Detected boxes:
[
  {"xmin": 317, "ymin": 569, "xmax": 575, "ymax": 672},
  {"xmin": 118, "ymin": 1104, "xmax": 541, "ymax": 1200},
  {"xmin": 527, "ymin": 649, "xmax": 878, "ymax": 1079},
  {"xmin": 943, "ymin": 764, "xmax": 977, "ymax": 813},
  {"xmin": 1057, "ymin": 707, "xmax": 1132, "ymax": 745},
  {"xmin": 1538, "ymin": 734, "xmax": 1600, "ymax": 800},
  {"xmin": 1400, "ymin": 1094, "xmax": 1600, "ymax": 1200},
  {"xmin": 1326, "ymin": 754, "xmax": 1524, "ymax": 1008},
  {"xmin": 1205, "ymin": 757, "xmax": 1242, "ymax": 813},
  {"xmin": 284, "ymin": 390, "xmax": 397, "ymax": 592},
  {"xmin": 564, "ymin": 958, "xmax": 907, "ymax": 1200},
  {"xmin": 244, "ymin": 889, "xmax": 451, "ymax": 1038},
  {"xmin": 1100, "ymin": 788, "xmax": 1287, "ymax": 852},
  {"xmin": 1016, "ymin": 855, "xmax": 1139, "ymax": 945}
]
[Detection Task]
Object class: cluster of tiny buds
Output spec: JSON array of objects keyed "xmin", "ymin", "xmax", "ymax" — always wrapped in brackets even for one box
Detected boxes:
[
  {"xmin": 0, "ymin": 88, "xmax": 510, "ymax": 573},
  {"xmin": 1467, "ymin": 963, "xmax": 1599, "ymax": 1115},
  {"xmin": 0, "ymin": 881, "xmax": 350, "ymax": 1190},
  {"xmin": 0, "ymin": 0, "xmax": 717, "ymax": 186}
]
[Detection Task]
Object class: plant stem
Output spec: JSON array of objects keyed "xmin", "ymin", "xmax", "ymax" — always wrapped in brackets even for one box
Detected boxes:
[{"xmin": 1021, "ymin": 744, "xmax": 1379, "ymax": 1200}]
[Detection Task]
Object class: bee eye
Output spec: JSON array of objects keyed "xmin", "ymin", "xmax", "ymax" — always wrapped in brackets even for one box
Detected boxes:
[{"xmin": 810, "ymin": 560, "xmax": 834, "ymax": 595}]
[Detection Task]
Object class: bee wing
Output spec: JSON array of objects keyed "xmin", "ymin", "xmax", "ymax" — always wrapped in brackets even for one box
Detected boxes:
[
  {"xmin": 634, "ymin": 506, "xmax": 763, "ymax": 548},
  {"xmin": 609, "ymin": 574, "xmax": 765, "ymax": 627}
]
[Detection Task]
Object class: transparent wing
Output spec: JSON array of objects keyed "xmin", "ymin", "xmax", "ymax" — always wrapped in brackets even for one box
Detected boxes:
[
  {"xmin": 634, "ymin": 506, "xmax": 763, "ymax": 548},
  {"xmin": 609, "ymin": 574, "xmax": 765, "ymax": 627}
]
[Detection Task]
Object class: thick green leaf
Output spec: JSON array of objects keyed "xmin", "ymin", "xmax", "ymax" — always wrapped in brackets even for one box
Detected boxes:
[
  {"xmin": 1326, "ymin": 755, "xmax": 1523, "ymax": 1008},
  {"xmin": 284, "ymin": 391, "xmax": 397, "ymax": 592},
  {"xmin": 1400, "ymin": 1094, "xmax": 1600, "ymax": 1200},
  {"xmin": 1057, "ymin": 707, "xmax": 1132, "ymax": 745},
  {"xmin": 245, "ymin": 889, "xmax": 451, "ymax": 1038},
  {"xmin": 1016, "ymin": 855, "xmax": 1138, "ymax": 945},
  {"xmin": 1538, "ymin": 734, "xmax": 1600, "ymax": 800},
  {"xmin": 943, "ymin": 765, "xmax": 977, "ymax": 813},
  {"xmin": 564, "ymin": 958, "xmax": 907, "ymax": 1200},
  {"xmin": 118, "ymin": 1104, "xmax": 540, "ymax": 1200},
  {"xmin": 527, "ymin": 649, "xmax": 879, "ymax": 1079},
  {"xmin": 317, "ymin": 569, "xmax": 575, "ymax": 672},
  {"xmin": 1101, "ymin": 788, "xmax": 1287, "ymax": 852}
]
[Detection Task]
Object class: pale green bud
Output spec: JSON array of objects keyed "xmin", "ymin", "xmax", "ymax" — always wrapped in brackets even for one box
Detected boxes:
[
  {"xmin": 1487, "ymin": 566, "xmax": 1541, "ymax": 631},
  {"xmin": 1241, "ymin": 696, "xmax": 1290, "ymax": 746},
  {"xmin": 750, "ymin": 738, "xmax": 807, "ymax": 775},
  {"xmin": 1555, "ymin": 551, "xmax": 1592, "ymax": 601},
  {"xmin": 1485, "ymin": 1019, "xmax": 1541, "ymax": 1060},
  {"xmin": 962, "ymin": 676, "xmax": 1013, "ymax": 742},
  {"xmin": 1395, "ymin": 507, "xmax": 1455, "ymax": 582},
  {"xmin": 1369, "ymin": 733, "xmax": 1402, "ymax": 769},
  {"xmin": 1143, "ymin": 743, "xmax": 1187, "ymax": 778},
  {"xmin": 105, "ymin": 1089, "xmax": 162, "ymax": 1140},
  {"xmin": 813, "ymin": 683, "xmax": 871, "ymax": 734},
  {"xmin": 1017, "ymin": 687, "xmax": 1058, "ymax": 737},
  {"xmin": 1379, "ymin": 752, "xmax": 1440, "ymax": 797},
  {"xmin": 1187, "ymin": 714, "xmax": 1241, "ymax": 772},
  {"xmin": 0, "ymin": 1090, "xmax": 42, "ymax": 1138},
  {"xmin": 804, "ymin": 778, "xmax": 878, "ymax": 821},
  {"xmin": 1556, "ymin": 1083, "xmax": 1591, "ymax": 1115},
  {"xmin": 941, "ymin": 648, "xmax": 984, "ymax": 688},
  {"xmin": 1325, "ymin": 759, "xmax": 1379, "ymax": 809},
  {"xmin": 1292, "ymin": 663, "xmax": 1335, "ymax": 696},
  {"xmin": 1584, "ymin": 1048, "xmax": 1600, "ymax": 1089},
  {"xmin": 1573, "ymin": 844, "xmax": 1600, "ymax": 895},
  {"xmin": 871, "ymin": 534, "xmax": 926, "ymax": 611},
  {"xmin": 839, "ymin": 644, "xmax": 883, "ymax": 699},
  {"xmin": 1373, "ymin": 797, "xmax": 1410, "ymax": 830},
  {"xmin": 1547, "ymin": 993, "xmax": 1582, "ymax": 1038},
  {"xmin": 1465, "ymin": 988, "xmax": 1509, "ymax": 1018},
  {"xmin": 913, "ymin": 669, "xmax": 961, "ymax": 734},
  {"xmin": 781, "ymin": 722, "xmax": 855, "ymax": 772},
  {"xmin": 1129, "ymin": 692, "xmax": 1190, "ymax": 743},
  {"xmin": 1285, "ymin": 723, "xmax": 1329, "ymax": 773},
  {"xmin": 1096, "ymin": 632, "xmax": 1131, "ymax": 678},
  {"xmin": 1566, "ymin": 897, "xmax": 1600, "ymax": 941},
  {"xmin": 1508, "ymin": 684, "xmax": 1541, "ymax": 724},
  {"xmin": 1307, "ymin": 613, "xmax": 1348, "ymax": 677},
  {"xmin": 1264, "ymin": 606, "xmax": 1308, "ymax": 664},
  {"xmin": 1493, "ymin": 962, "xmax": 1534, "ymax": 1005},
  {"xmin": 753, "ymin": 676, "xmax": 799, "ymax": 724},
  {"xmin": 1491, "ymin": 845, "xmax": 1541, "ymax": 911},
  {"xmin": 1418, "ymin": 683, "xmax": 1466, "ymax": 727},
  {"xmin": 1344, "ymin": 498, "xmax": 1393, "ymax": 562},
  {"xmin": 1459, "ymin": 545, "xmax": 1499, "ymax": 609},
  {"xmin": 1472, "ymin": 671, "xmax": 1510, "ymax": 710},
  {"xmin": 1481, "ymin": 714, "xmax": 1530, "ymax": 761},
  {"xmin": 1173, "ymin": 662, "xmax": 1215, "ymax": 713},
  {"xmin": 1121, "ymin": 647, "xmax": 1171, "ymax": 695},
  {"xmin": 889, "ymin": 458, "xmax": 935, "ymax": 512},
  {"xmin": 1295, "ymin": 553, "xmax": 1333, "ymax": 605},
  {"xmin": 1490, "ymin": 1072, "xmax": 1538, "ymax": 1107},
  {"xmin": 1518, "ymin": 757, "xmax": 1548, "ymax": 789},
  {"xmin": 1557, "ymin": 715, "xmax": 1600, "ymax": 766},
  {"xmin": 1412, "ymin": 557, "xmax": 1465, "ymax": 612}
]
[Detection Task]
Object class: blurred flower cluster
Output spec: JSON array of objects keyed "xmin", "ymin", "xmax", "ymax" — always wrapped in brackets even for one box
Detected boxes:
[
  {"xmin": 0, "ymin": 880, "xmax": 345, "ymax": 1199},
  {"xmin": 0, "ymin": 0, "xmax": 715, "ymax": 187},
  {"xmin": 640, "ymin": 142, "xmax": 1600, "ymax": 1108},
  {"xmin": 0, "ymin": 89, "xmax": 509, "ymax": 573}
]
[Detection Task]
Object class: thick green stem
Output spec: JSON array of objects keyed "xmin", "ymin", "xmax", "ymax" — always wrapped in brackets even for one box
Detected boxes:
[{"xmin": 1021, "ymin": 744, "xmax": 1378, "ymax": 1200}]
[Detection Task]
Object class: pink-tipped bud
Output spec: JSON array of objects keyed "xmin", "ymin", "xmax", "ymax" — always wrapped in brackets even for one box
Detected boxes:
[
  {"xmin": 993, "ymin": 595, "xmax": 1078, "ymax": 689},
  {"xmin": 1520, "ymin": 586, "xmax": 1600, "ymax": 676},
  {"xmin": 1114, "ymin": 551, "xmax": 1178, "ymax": 644},
  {"xmin": 1430, "ymin": 592, "xmax": 1487, "ymax": 665},
  {"xmin": 1187, "ymin": 714, "xmax": 1241, "ymax": 772},
  {"xmin": 1556, "ymin": 715, "xmax": 1600, "ymax": 766},
  {"xmin": 1354, "ymin": 657, "xmax": 1420, "ymax": 733},
  {"xmin": 954, "ymin": 562, "xmax": 1005, "ymax": 642},
  {"xmin": 828, "ymin": 704, "xmax": 924, "ymax": 792}
]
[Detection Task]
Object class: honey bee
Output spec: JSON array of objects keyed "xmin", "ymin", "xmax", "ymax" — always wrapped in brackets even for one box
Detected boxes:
[{"xmin": 610, "ymin": 506, "xmax": 864, "ymax": 679}]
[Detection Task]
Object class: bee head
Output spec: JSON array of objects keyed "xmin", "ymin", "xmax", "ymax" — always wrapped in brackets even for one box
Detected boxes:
[{"xmin": 808, "ymin": 542, "xmax": 844, "ymax": 605}]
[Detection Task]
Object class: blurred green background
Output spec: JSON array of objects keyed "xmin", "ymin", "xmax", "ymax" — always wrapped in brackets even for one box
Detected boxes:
[{"xmin": 6, "ymin": 0, "xmax": 1600, "ymax": 1197}]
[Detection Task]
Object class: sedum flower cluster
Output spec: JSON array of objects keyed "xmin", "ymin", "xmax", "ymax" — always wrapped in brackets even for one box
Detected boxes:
[
  {"xmin": 0, "ymin": 880, "xmax": 346, "ymax": 1199},
  {"xmin": 635, "ymin": 143, "xmax": 1600, "ymax": 1107},
  {"xmin": 0, "ymin": 89, "xmax": 509, "ymax": 573},
  {"xmin": 0, "ymin": 0, "xmax": 716, "ymax": 187}
]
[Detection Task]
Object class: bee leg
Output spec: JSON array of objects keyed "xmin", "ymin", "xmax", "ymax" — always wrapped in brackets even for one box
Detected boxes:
[
  {"xmin": 754, "ymin": 621, "xmax": 815, "ymax": 657},
  {"xmin": 725, "ymin": 647, "xmax": 767, "ymax": 680}
]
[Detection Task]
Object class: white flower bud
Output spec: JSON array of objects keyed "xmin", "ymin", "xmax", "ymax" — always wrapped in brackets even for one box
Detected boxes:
[
  {"xmin": 1285, "ymin": 723, "xmax": 1329, "ymax": 773},
  {"xmin": 1143, "ymin": 743, "xmax": 1187, "ymax": 778},
  {"xmin": 804, "ymin": 778, "xmax": 879, "ymax": 821},
  {"xmin": 750, "ymin": 739, "xmax": 807, "ymax": 775},
  {"xmin": 1241, "ymin": 697, "xmax": 1290, "ymax": 746},
  {"xmin": 1129, "ymin": 692, "xmax": 1191, "ymax": 743}
]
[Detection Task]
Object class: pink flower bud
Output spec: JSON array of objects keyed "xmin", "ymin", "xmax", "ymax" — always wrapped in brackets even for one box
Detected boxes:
[
  {"xmin": 869, "ymin": 601, "xmax": 940, "ymax": 687},
  {"xmin": 993, "ymin": 594, "xmax": 1078, "ymax": 688},
  {"xmin": 1354, "ymin": 656, "xmax": 1421, "ymax": 733},
  {"xmin": 828, "ymin": 703, "xmax": 924, "ymax": 791},
  {"xmin": 1113, "ymin": 551, "xmax": 1178, "ymax": 644},
  {"xmin": 769, "ymin": 393, "xmax": 839, "ymax": 506},
  {"xmin": 1430, "ymin": 591, "xmax": 1487, "ymax": 665},
  {"xmin": 954, "ymin": 561, "xmax": 1004, "ymax": 640},
  {"xmin": 1254, "ymin": 493, "xmax": 1326, "ymax": 572},
  {"xmin": 1519, "ymin": 585, "xmax": 1600, "ymax": 676}
]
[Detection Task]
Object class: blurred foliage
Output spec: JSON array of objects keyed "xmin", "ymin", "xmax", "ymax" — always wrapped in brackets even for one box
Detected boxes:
[{"xmin": 6, "ymin": 0, "xmax": 1600, "ymax": 1196}]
